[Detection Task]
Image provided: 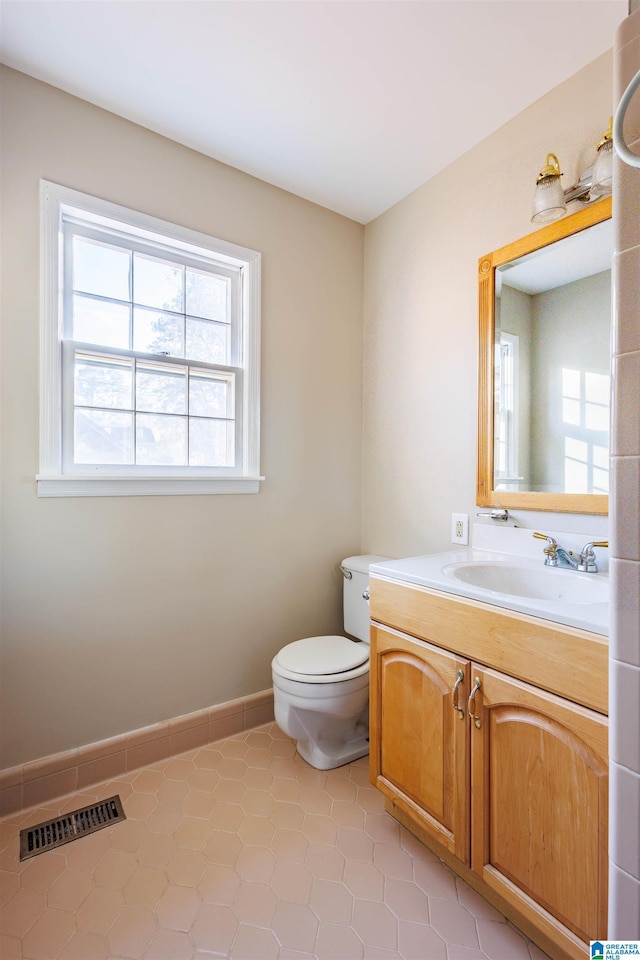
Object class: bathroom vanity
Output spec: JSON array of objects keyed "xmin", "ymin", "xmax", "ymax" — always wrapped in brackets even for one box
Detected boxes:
[
  {"xmin": 368, "ymin": 554, "xmax": 608, "ymax": 960},
  {"xmin": 368, "ymin": 200, "xmax": 613, "ymax": 958}
]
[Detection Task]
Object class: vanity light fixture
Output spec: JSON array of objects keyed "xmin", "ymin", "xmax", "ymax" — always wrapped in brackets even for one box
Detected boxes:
[
  {"xmin": 531, "ymin": 118, "xmax": 613, "ymax": 224},
  {"xmin": 590, "ymin": 117, "xmax": 613, "ymax": 198},
  {"xmin": 531, "ymin": 153, "xmax": 567, "ymax": 224}
]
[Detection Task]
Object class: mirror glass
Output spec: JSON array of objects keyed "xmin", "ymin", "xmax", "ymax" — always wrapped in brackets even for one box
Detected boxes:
[
  {"xmin": 477, "ymin": 199, "xmax": 611, "ymax": 515},
  {"xmin": 495, "ymin": 219, "xmax": 611, "ymax": 494}
]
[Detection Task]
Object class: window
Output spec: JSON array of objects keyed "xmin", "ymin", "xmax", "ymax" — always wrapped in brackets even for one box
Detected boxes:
[
  {"xmin": 494, "ymin": 332, "xmax": 519, "ymax": 483},
  {"xmin": 38, "ymin": 181, "xmax": 262, "ymax": 496},
  {"xmin": 562, "ymin": 367, "xmax": 609, "ymax": 494}
]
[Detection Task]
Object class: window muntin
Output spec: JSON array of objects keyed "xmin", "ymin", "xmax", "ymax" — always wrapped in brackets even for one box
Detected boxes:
[{"xmin": 39, "ymin": 181, "xmax": 261, "ymax": 496}]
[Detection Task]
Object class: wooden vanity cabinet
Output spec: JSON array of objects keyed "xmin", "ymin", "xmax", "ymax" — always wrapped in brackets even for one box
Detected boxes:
[
  {"xmin": 369, "ymin": 625, "xmax": 470, "ymax": 861},
  {"xmin": 471, "ymin": 666, "xmax": 608, "ymax": 948},
  {"xmin": 369, "ymin": 575, "xmax": 609, "ymax": 960}
]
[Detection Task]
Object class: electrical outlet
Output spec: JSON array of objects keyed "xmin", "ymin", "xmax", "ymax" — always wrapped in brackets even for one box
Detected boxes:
[{"xmin": 451, "ymin": 513, "xmax": 469, "ymax": 545}]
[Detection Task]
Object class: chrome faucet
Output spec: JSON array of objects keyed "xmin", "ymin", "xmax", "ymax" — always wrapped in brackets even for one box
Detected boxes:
[
  {"xmin": 577, "ymin": 541, "xmax": 610, "ymax": 573},
  {"xmin": 533, "ymin": 533, "xmax": 609, "ymax": 573}
]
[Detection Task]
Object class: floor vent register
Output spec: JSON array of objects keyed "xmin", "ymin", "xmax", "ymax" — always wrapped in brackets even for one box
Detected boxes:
[{"xmin": 19, "ymin": 795, "xmax": 126, "ymax": 861}]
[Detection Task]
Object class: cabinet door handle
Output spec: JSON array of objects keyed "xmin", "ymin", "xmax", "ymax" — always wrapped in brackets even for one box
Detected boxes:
[
  {"xmin": 468, "ymin": 677, "xmax": 482, "ymax": 729},
  {"xmin": 452, "ymin": 670, "xmax": 465, "ymax": 719}
]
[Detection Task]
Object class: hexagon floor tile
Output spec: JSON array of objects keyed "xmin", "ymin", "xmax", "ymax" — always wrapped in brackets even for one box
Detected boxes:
[{"xmin": 0, "ymin": 723, "xmax": 551, "ymax": 959}]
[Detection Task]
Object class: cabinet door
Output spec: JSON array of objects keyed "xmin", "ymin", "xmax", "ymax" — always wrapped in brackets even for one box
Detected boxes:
[
  {"xmin": 370, "ymin": 624, "xmax": 470, "ymax": 861},
  {"xmin": 470, "ymin": 665, "xmax": 608, "ymax": 946}
]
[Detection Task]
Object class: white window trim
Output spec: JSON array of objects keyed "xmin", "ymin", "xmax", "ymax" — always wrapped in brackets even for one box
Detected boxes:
[
  {"xmin": 38, "ymin": 180, "xmax": 263, "ymax": 497},
  {"xmin": 495, "ymin": 331, "xmax": 520, "ymax": 483}
]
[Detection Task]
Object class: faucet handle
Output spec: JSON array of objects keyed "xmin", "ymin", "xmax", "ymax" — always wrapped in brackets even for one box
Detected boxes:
[
  {"xmin": 533, "ymin": 531, "xmax": 558, "ymax": 548},
  {"xmin": 533, "ymin": 532, "xmax": 559, "ymax": 565},
  {"xmin": 578, "ymin": 540, "xmax": 609, "ymax": 573}
]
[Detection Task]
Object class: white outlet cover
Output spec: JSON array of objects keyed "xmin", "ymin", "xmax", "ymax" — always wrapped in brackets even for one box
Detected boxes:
[{"xmin": 451, "ymin": 513, "xmax": 469, "ymax": 545}]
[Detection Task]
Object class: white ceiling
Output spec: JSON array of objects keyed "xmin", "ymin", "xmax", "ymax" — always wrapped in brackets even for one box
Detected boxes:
[{"xmin": 0, "ymin": 0, "xmax": 628, "ymax": 224}]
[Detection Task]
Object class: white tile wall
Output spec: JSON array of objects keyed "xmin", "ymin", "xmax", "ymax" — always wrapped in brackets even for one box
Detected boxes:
[
  {"xmin": 610, "ymin": 660, "xmax": 640, "ymax": 771},
  {"xmin": 609, "ymin": 862, "xmax": 640, "ymax": 934},
  {"xmin": 610, "ymin": 457, "xmax": 640, "ymax": 560},
  {"xmin": 612, "ymin": 245, "xmax": 640, "ymax": 356},
  {"xmin": 610, "ymin": 559, "xmax": 640, "ymax": 667},
  {"xmin": 610, "ymin": 6, "xmax": 640, "ymax": 939},
  {"xmin": 610, "ymin": 762, "xmax": 640, "ymax": 878},
  {"xmin": 612, "ymin": 353, "xmax": 640, "ymax": 456}
]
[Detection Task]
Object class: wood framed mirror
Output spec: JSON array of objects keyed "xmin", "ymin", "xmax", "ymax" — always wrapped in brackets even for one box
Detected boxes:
[{"xmin": 477, "ymin": 197, "xmax": 612, "ymax": 515}]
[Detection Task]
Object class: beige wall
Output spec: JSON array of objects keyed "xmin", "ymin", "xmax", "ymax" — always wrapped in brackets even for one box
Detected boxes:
[
  {"xmin": 0, "ymin": 52, "xmax": 616, "ymax": 770},
  {"xmin": 0, "ymin": 67, "xmax": 364, "ymax": 768},
  {"xmin": 362, "ymin": 52, "xmax": 613, "ymax": 557}
]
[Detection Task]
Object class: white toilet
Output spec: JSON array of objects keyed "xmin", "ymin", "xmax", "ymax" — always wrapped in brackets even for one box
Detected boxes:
[{"xmin": 271, "ymin": 555, "xmax": 388, "ymax": 770}]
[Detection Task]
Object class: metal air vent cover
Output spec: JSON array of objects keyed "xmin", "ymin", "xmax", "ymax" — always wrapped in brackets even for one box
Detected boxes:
[{"xmin": 19, "ymin": 795, "xmax": 126, "ymax": 860}]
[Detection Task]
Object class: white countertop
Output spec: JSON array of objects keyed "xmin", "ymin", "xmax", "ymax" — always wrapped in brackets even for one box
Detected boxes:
[{"xmin": 370, "ymin": 547, "xmax": 609, "ymax": 636}]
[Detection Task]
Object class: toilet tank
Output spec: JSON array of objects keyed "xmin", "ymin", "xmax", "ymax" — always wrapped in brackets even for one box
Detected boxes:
[{"xmin": 341, "ymin": 555, "xmax": 390, "ymax": 642}]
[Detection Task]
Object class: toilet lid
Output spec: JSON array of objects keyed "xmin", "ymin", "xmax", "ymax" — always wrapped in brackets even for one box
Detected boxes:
[{"xmin": 275, "ymin": 636, "xmax": 369, "ymax": 676}]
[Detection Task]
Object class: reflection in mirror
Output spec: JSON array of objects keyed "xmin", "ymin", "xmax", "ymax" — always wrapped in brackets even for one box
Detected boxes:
[
  {"xmin": 494, "ymin": 219, "xmax": 611, "ymax": 494},
  {"xmin": 477, "ymin": 198, "xmax": 611, "ymax": 515}
]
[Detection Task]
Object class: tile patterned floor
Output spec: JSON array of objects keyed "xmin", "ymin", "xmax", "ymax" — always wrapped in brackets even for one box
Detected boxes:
[{"xmin": 0, "ymin": 723, "xmax": 551, "ymax": 960}]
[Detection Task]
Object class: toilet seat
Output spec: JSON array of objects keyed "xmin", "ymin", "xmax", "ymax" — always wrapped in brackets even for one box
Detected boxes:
[{"xmin": 272, "ymin": 636, "xmax": 369, "ymax": 684}]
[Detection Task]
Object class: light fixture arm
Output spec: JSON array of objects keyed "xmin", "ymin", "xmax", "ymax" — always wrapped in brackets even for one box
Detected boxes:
[{"xmin": 562, "ymin": 167, "xmax": 595, "ymax": 204}]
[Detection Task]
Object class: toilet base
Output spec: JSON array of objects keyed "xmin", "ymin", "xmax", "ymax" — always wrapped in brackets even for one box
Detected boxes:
[
  {"xmin": 274, "ymin": 697, "xmax": 370, "ymax": 770},
  {"xmin": 272, "ymin": 671, "xmax": 370, "ymax": 771},
  {"xmin": 296, "ymin": 733, "xmax": 369, "ymax": 770}
]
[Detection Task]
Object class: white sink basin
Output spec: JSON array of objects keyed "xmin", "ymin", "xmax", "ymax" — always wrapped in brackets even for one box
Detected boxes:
[
  {"xmin": 441, "ymin": 560, "xmax": 609, "ymax": 605},
  {"xmin": 370, "ymin": 547, "xmax": 609, "ymax": 635}
]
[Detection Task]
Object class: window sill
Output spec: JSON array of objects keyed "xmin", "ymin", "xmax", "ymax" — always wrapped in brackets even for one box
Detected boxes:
[{"xmin": 36, "ymin": 475, "xmax": 264, "ymax": 497}]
